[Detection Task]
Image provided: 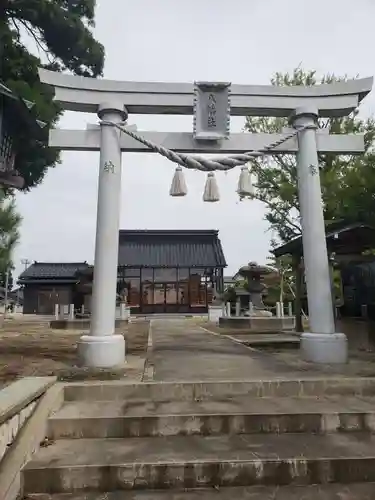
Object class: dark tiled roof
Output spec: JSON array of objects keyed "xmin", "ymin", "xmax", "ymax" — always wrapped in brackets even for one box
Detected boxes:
[
  {"xmin": 18, "ymin": 262, "xmax": 90, "ymax": 281},
  {"xmin": 118, "ymin": 230, "xmax": 227, "ymax": 268},
  {"xmin": 273, "ymin": 222, "xmax": 375, "ymax": 258}
]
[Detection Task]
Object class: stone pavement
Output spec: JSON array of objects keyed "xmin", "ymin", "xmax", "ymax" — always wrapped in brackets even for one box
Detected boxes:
[
  {"xmin": 150, "ymin": 319, "xmax": 375, "ymax": 381},
  {"xmin": 150, "ymin": 319, "xmax": 274, "ymax": 381}
]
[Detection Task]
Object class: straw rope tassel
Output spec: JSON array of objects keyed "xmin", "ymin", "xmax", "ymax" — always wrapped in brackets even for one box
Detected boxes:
[
  {"xmin": 169, "ymin": 166, "xmax": 187, "ymax": 196},
  {"xmin": 237, "ymin": 165, "xmax": 253, "ymax": 197},
  {"xmin": 203, "ymin": 172, "xmax": 220, "ymax": 202}
]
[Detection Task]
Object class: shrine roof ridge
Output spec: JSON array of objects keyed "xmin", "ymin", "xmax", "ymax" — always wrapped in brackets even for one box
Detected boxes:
[{"xmin": 119, "ymin": 229, "xmax": 220, "ymax": 237}]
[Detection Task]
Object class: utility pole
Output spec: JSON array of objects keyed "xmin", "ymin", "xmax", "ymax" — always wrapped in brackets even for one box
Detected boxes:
[
  {"xmin": 3, "ymin": 268, "xmax": 8, "ymax": 320},
  {"xmin": 21, "ymin": 258, "xmax": 30, "ymax": 271}
]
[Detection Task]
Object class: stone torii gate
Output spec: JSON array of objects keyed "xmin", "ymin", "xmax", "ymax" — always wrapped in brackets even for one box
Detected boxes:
[{"xmin": 38, "ymin": 69, "xmax": 372, "ymax": 367}]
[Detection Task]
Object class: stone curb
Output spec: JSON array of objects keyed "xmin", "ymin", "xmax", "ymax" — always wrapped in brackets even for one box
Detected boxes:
[{"xmin": 1, "ymin": 381, "xmax": 64, "ymax": 500}]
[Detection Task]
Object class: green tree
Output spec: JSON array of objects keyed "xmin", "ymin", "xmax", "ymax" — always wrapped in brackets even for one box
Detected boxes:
[
  {"xmin": 1, "ymin": 0, "xmax": 105, "ymax": 190},
  {"xmin": 244, "ymin": 67, "xmax": 375, "ymax": 244},
  {"xmin": 0, "ymin": 191, "xmax": 21, "ymax": 273},
  {"xmin": 266, "ymin": 250, "xmax": 295, "ymax": 305},
  {"xmin": 0, "ymin": 269, "xmax": 14, "ymax": 291}
]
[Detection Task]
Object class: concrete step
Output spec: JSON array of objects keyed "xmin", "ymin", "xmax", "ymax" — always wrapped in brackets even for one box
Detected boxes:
[
  {"xmin": 231, "ymin": 333, "xmax": 300, "ymax": 349},
  {"xmin": 22, "ymin": 433, "xmax": 375, "ymax": 493},
  {"xmin": 63, "ymin": 378, "xmax": 375, "ymax": 402},
  {"xmin": 48, "ymin": 396, "xmax": 375, "ymax": 439},
  {"xmin": 23, "ymin": 483, "xmax": 375, "ymax": 499}
]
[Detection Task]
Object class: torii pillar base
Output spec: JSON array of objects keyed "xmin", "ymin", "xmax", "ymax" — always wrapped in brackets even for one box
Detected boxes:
[
  {"xmin": 78, "ymin": 334, "xmax": 125, "ymax": 368},
  {"xmin": 300, "ymin": 332, "xmax": 347, "ymax": 364}
]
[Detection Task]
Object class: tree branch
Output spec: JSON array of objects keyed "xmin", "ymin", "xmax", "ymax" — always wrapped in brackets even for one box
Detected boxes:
[
  {"xmin": 12, "ymin": 17, "xmax": 53, "ymax": 63},
  {"xmin": 273, "ymin": 154, "xmax": 296, "ymax": 177},
  {"xmin": 10, "ymin": 18, "xmax": 21, "ymax": 38},
  {"xmin": 250, "ymin": 192, "xmax": 302, "ymax": 234},
  {"xmin": 250, "ymin": 157, "xmax": 286, "ymax": 194}
]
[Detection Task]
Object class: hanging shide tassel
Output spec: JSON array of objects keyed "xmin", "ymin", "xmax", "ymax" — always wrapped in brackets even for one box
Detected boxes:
[
  {"xmin": 169, "ymin": 166, "xmax": 187, "ymax": 197},
  {"xmin": 237, "ymin": 166, "xmax": 254, "ymax": 197},
  {"xmin": 203, "ymin": 172, "xmax": 220, "ymax": 202}
]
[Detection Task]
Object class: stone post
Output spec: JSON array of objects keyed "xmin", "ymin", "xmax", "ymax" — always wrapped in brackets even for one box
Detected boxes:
[
  {"xmin": 328, "ymin": 253, "xmax": 337, "ymax": 326},
  {"xmin": 208, "ymin": 306, "xmax": 223, "ymax": 323},
  {"xmin": 291, "ymin": 106, "xmax": 347, "ymax": 363},
  {"xmin": 54, "ymin": 304, "xmax": 59, "ymax": 320},
  {"xmin": 226, "ymin": 302, "xmax": 231, "ymax": 317},
  {"xmin": 276, "ymin": 302, "xmax": 281, "ymax": 318},
  {"xmin": 78, "ymin": 102, "xmax": 127, "ymax": 368},
  {"xmin": 120, "ymin": 302, "xmax": 130, "ymax": 321},
  {"xmin": 288, "ymin": 301, "xmax": 293, "ymax": 317},
  {"xmin": 294, "ymin": 255, "xmax": 304, "ymax": 332},
  {"xmin": 235, "ymin": 299, "xmax": 241, "ymax": 317}
]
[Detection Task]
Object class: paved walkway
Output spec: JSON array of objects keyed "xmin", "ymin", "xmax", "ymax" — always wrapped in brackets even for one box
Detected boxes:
[
  {"xmin": 150, "ymin": 319, "xmax": 375, "ymax": 382},
  {"xmin": 150, "ymin": 319, "xmax": 302, "ymax": 382}
]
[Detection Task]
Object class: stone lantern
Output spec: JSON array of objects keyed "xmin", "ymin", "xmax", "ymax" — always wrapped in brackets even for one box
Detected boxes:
[{"xmin": 0, "ymin": 82, "xmax": 45, "ymax": 189}]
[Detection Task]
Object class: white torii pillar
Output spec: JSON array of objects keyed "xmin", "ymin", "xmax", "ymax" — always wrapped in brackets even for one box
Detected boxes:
[
  {"xmin": 291, "ymin": 105, "xmax": 347, "ymax": 363},
  {"xmin": 78, "ymin": 102, "xmax": 127, "ymax": 368}
]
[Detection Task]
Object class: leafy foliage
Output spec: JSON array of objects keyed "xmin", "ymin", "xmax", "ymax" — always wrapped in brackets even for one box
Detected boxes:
[
  {"xmin": 265, "ymin": 248, "xmax": 295, "ymax": 304},
  {"xmin": 0, "ymin": 269, "xmax": 14, "ymax": 291},
  {"xmin": 1, "ymin": 0, "xmax": 105, "ymax": 189},
  {"xmin": 244, "ymin": 67, "xmax": 375, "ymax": 244},
  {"xmin": 0, "ymin": 191, "xmax": 21, "ymax": 272}
]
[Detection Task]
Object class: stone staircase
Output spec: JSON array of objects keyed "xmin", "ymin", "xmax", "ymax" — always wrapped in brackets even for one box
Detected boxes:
[{"xmin": 23, "ymin": 378, "xmax": 375, "ymax": 499}]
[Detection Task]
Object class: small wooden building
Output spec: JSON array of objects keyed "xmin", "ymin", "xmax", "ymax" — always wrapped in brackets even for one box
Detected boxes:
[
  {"xmin": 19, "ymin": 229, "xmax": 227, "ymax": 315},
  {"xmin": 18, "ymin": 262, "xmax": 90, "ymax": 314}
]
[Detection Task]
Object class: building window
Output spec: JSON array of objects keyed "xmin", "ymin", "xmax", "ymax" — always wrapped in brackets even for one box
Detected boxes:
[
  {"xmin": 178, "ymin": 268, "xmax": 189, "ymax": 281},
  {"xmin": 153, "ymin": 268, "xmax": 177, "ymax": 282},
  {"xmin": 141, "ymin": 268, "xmax": 154, "ymax": 282},
  {"xmin": 127, "ymin": 278, "xmax": 140, "ymax": 307},
  {"xmin": 124, "ymin": 268, "xmax": 141, "ymax": 278}
]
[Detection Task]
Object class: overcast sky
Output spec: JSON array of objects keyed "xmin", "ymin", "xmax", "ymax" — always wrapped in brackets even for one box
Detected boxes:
[{"xmin": 13, "ymin": 0, "xmax": 375, "ymax": 279}]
